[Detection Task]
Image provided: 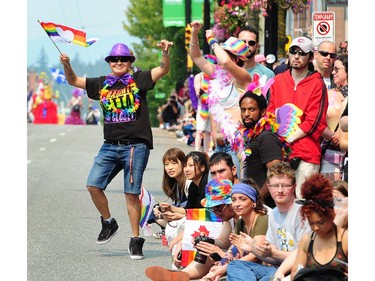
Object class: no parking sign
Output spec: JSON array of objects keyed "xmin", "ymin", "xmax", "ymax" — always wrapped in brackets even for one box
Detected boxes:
[{"xmin": 312, "ymin": 11, "xmax": 335, "ymax": 46}]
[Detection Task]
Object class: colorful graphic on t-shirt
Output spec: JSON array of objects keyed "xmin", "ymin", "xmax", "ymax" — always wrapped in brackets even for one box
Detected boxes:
[
  {"xmin": 277, "ymin": 227, "xmax": 295, "ymax": 252},
  {"xmin": 100, "ymin": 81, "xmax": 140, "ymax": 124}
]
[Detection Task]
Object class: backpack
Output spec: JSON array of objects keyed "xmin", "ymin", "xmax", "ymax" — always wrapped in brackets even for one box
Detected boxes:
[{"xmin": 294, "ymin": 267, "xmax": 347, "ymax": 281}]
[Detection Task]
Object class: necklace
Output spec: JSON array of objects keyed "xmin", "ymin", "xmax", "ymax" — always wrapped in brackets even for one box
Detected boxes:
[
  {"xmin": 99, "ymin": 72, "xmax": 140, "ymax": 115},
  {"xmin": 234, "ymin": 112, "xmax": 291, "ymax": 160}
]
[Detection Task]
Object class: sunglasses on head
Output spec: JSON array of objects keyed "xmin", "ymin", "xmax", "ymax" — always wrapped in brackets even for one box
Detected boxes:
[
  {"xmin": 318, "ymin": 50, "xmax": 337, "ymax": 59},
  {"xmin": 289, "ymin": 48, "xmax": 309, "ymax": 56},
  {"xmin": 241, "ymin": 40, "xmax": 257, "ymax": 47},
  {"xmin": 108, "ymin": 56, "xmax": 131, "ymax": 63}
]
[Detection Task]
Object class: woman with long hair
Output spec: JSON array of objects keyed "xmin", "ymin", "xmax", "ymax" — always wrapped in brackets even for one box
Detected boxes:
[{"xmin": 151, "ymin": 148, "xmax": 190, "ymax": 231}]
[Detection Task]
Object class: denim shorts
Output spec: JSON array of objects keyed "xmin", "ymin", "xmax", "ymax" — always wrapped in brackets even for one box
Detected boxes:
[{"xmin": 87, "ymin": 142, "xmax": 150, "ymax": 194}]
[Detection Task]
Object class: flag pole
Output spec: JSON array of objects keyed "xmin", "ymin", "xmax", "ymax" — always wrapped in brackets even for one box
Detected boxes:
[{"xmin": 38, "ymin": 20, "xmax": 62, "ymax": 55}]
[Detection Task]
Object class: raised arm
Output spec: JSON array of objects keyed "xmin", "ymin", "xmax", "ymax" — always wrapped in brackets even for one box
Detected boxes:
[
  {"xmin": 60, "ymin": 54, "xmax": 86, "ymax": 89},
  {"xmin": 189, "ymin": 21, "xmax": 216, "ymax": 76},
  {"xmin": 151, "ymin": 39, "xmax": 173, "ymax": 83},
  {"xmin": 205, "ymin": 30, "xmax": 251, "ymax": 87}
]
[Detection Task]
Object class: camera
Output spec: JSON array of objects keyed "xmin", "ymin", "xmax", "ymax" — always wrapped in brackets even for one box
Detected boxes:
[{"xmin": 194, "ymin": 235, "xmax": 215, "ymax": 264}]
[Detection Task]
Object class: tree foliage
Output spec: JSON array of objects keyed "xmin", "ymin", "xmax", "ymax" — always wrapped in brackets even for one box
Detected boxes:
[{"xmin": 122, "ymin": 0, "xmax": 193, "ymax": 126}]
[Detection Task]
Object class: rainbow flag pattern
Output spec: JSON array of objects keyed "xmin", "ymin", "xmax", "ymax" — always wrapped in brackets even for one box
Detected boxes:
[
  {"xmin": 39, "ymin": 21, "xmax": 97, "ymax": 47},
  {"xmin": 139, "ymin": 186, "xmax": 155, "ymax": 229},
  {"xmin": 181, "ymin": 208, "xmax": 223, "ymax": 267}
]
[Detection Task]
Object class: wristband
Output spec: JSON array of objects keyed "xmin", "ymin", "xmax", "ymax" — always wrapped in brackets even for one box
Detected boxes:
[{"xmin": 207, "ymin": 36, "xmax": 217, "ymax": 46}]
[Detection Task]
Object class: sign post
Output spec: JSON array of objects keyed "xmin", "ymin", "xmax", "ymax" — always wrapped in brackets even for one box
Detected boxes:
[{"xmin": 312, "ymin": 11, "xmax": 335, "ymax": 47}]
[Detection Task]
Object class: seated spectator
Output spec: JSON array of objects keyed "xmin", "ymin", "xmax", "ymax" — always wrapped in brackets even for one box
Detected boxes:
[
  {"xmin": 201, "ymin": 179, "xmax": 269, "ymax": 281},
  {"xmin": 147, "ymin": 148, "xmax": 190, "ymax": 244},
  {"xmin": 291, "ymin": 173, "xmax": 348, "ymax": 280},
  {"xmin": 145, "ymin": 178, "xmax": 235, "ymax": 281},
  {"xmin": 145, "ymin": 153, "xmax": 240, "ymax": 280}
]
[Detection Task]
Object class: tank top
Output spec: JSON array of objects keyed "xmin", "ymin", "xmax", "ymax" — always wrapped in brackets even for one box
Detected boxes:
[
  {"xmin": 306, "ymin": 226, "xmax": 348, "ymax": 273},
  {"xmin": 217, "ymin": 82, "xmax": 242, "ymax": 109}
]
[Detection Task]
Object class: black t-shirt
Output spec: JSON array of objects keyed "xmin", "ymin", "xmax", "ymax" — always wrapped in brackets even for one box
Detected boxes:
[
  {"xmin": 86, "ymin": 70, "xmax": 155, "ymax": 148},
  {"xmin": 241, "ymin": 130, "xmax": 282, "ymax": 208},
  {"xmin": 185, "ymin": 172, "xmax": 208, "ymax": 209},
  {"xmin": 162, "ymin": 99, "xmax": 179, "ymax": 124}
]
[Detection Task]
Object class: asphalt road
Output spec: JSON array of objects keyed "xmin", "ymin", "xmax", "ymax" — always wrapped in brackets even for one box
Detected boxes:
[{"xmin": 27, "ymin": 124, "xmax": 194, "ymax": 281}]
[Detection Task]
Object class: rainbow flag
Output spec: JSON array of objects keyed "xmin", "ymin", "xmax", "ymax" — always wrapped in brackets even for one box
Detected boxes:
[
  {"xmin": 181, "ymin": 208, "xmax": 223, "ymax": 267},
  {"xmin": 139, "ymin": 186, "xmax": 155, "ymax": 229},
  {"xmin": 39, "ymin": 21, "xmax": 97, "ymax": 47}
]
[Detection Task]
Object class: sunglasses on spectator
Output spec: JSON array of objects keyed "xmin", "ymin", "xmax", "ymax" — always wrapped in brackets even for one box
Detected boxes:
[
  {"xmin": 318, "ymin": 51, "xmax": 337, "ymax": 59},
  {"xmin": 108, "ymin": 56, "xmax": 131, "ymax": 63},
  {"xmin": 241, "ymin": 40, "xmax": 257, "ymax": 47},
  {"xmin": 289, "ymin": 48, "xmax": 309, "ymax": 56}
]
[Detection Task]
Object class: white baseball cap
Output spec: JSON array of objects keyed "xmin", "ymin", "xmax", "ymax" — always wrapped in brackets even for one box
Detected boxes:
[{"xmin": 290, "ymin": 37, "xmax": 313, "ymax": 53}]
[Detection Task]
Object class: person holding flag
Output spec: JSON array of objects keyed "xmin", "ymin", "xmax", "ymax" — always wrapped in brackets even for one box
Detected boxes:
[{"xmin": 60, "ymin": 39, "xmax": 173, "ymax": 260}]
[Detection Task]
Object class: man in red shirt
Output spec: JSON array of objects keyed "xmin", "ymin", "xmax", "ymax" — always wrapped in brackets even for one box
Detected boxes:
[{"xmin": 267, "ymin": 36, "xmax": 328, "ymax": 198}]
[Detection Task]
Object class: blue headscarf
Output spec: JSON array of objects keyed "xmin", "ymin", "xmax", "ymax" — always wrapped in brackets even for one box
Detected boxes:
[{"xmin": 231, "ymin": 183, "xmax": 257, "ymax": 202}]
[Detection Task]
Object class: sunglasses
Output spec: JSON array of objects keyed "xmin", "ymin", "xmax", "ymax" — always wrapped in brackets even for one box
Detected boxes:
[
  {"xmin": 289, "ymin": 48, "xmax": 309, "ymax": 56},
  {"xmin": 108, "ymin": 56, "xmax": 131, "ymax": 63},
  {"xmin": 241, "ymin": 40, "xmax": 257, "ymax": 47},
  {"xmin": 318, "ymin": 50, "xmax": 337, "ymax": 59}
]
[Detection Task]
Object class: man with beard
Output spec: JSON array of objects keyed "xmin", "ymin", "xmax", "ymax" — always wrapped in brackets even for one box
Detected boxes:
[
  {"xmin": 239, "ymin": 91, "xmax": 282, "ymax": 208},
  {"xmin": 237, "ymin": 26, "xmax": 275, "ymax": 92},
  {"xmin": 267, "ymin": 36, "xmax": 328, "ymax": 199}
]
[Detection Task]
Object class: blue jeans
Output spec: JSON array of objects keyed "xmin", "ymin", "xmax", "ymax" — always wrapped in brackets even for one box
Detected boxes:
[
  {"xmin": 226, "ymin": 260, "xmax": 277, "ymax": 281},
  {"xmin": 214, "ymin": 143, "xmax": 240, "ymax": 179},
  {"xmin": 87, "ymin": 142, "xmax": 150, "ymax": 194}
]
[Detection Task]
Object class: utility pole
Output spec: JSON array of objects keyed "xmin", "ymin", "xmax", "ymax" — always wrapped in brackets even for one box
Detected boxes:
[
  {"xmin": 203, "ymin": 0, "xmax": 211, "ymax": 55},
  {"xmin": 264, "ymin": 3, "xmax": 278, "ymax": 69}
]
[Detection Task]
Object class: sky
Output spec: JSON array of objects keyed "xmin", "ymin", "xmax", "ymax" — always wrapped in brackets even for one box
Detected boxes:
[{"xmin": 27, "ymin": 0, "xmax": 140, "ymax": 67}]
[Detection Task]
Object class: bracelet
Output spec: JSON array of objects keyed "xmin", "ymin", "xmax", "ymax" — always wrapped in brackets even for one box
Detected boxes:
[
  {"xmin": 162, "ymin": 50, "xmax": 170, "ymax": 56},
  {"xmin": 207, "ymin": 36, "xmax": 218, "ymax": 46},
  {"xmin": 190, "ymin": 42, "xmax": 198, "ymax": 47}
]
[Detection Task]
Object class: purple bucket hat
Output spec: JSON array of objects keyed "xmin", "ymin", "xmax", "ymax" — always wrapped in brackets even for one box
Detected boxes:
[{"xmin": 105, "ymin": 43, "xmax": 136, "ymax": 63}]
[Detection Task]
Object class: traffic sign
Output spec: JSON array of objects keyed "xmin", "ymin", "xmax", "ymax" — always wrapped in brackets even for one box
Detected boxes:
[{"xmin": 312, "ymin": 11, "xmax": 335, "ymax": 46}]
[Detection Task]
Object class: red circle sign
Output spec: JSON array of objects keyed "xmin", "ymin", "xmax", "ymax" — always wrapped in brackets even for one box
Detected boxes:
[{"xmin": 317, "ymin": 21, "xmax": 330, "ymax": 35}]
